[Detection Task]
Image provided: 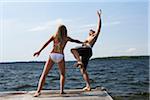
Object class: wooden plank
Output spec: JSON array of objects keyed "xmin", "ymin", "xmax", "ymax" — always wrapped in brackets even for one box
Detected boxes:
[{"xmin": 0, "ymin": 88, "xmax": 113, "ymax": 100}]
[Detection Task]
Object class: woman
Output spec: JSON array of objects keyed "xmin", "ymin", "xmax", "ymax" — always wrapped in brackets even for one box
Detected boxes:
[{"xmin": 33, "ymin": 25, "xmax": 83, "ymax": 97}]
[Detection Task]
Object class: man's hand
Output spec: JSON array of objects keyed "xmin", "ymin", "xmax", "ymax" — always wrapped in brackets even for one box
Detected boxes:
[{"xmin": 97, "ymin": 9, "xmax": 102, "ymax": 17}]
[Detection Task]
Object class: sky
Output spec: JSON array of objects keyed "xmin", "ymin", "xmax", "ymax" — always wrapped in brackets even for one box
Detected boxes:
[{"xmin": 0, "ymin": 0, "xmax": 149, "ymax": 62}]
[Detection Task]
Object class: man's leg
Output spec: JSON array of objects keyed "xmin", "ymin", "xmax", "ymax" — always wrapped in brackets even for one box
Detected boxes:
[
  {"xmin": 71, "ymin": 48, "xmax": 83, "ymax": 67},
  {"xmin": 80, "ymin": 58, "xmax": 91, "ymax": 91},
  {"xmin": 80, "ymin": 68, "xmax": 91, "ymax": 90}
]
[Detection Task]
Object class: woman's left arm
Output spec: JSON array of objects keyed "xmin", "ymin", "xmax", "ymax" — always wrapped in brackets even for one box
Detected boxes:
[{"xmin": 67, "ymin": 36, "xmax": 83, "ymax": 44}]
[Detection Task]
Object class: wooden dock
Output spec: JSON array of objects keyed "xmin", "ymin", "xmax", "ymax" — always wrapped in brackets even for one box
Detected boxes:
[{"xmin": 0, "ymin": 88, "xmax": 113, "ymax": 100}]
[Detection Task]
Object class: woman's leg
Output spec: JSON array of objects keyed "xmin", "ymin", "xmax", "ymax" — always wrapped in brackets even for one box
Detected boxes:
[
  {"xmin": 34, "ymin": 58, "xmax": 54, "ymax": 97},
  {"xmin": 58, "ymin": 59, "xmax": 65, "ymax": 94}
]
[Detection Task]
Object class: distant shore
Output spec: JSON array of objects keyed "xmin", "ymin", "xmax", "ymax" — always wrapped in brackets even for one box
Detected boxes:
[
  {"xmin": 91, "ymin": 55, "xmax": 149, "ymax": 60},
  {"xmin": 0, "ymin": 55, "xmax": 149, "ymax": 64}
]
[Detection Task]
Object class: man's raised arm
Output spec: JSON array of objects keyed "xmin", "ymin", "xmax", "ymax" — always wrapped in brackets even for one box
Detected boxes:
[{"xmin": 95, "ymin": 10, "xmax": 102, "ymax": 37}]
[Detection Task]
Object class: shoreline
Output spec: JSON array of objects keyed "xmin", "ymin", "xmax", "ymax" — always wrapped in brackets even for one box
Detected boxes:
[{"xmin": 0, "ymin": 55, "xmax": 149, "ymax": 64}]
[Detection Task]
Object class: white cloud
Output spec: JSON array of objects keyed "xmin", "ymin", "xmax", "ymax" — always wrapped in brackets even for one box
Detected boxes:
[
  {"xmin": 118, "ymin": 48, "xmax": 137, "ymax": 54},
  {"xmin": 28, "ymin": 26, "xmax": 48, "ymax": 31},
  {"xmin": 76, "ymin": 23, "xmax": 96, "ymax": 33},
  {"xmin": 126, "ymin": 48, "xmax": 136, "ymax": 53},
  {"xmin": 80, "ymin": 24, "xmax": 96, "ymax": 28},
  {"xmin": 77, "ymin": 20, "xmax": 121, "ymax": 33},
  {"xmin": 28, "ymin": 18, "xmax": 64, "ymax": 32},
  {"xmin": 103, "ymin": 21, "xmax": 121, "ymax": 27}
]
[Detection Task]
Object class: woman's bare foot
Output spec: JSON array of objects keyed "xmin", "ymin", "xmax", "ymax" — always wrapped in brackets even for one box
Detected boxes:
[
  {"xmin": 33, "ymin": 92, "xmax": 41, "ymax": 97},
  {"xmin": 83, "ymin": 86, "xmax": 91, "ymax": 91},
  {"xmin": 74, "ymin": 61, "xmax": 83, "ymax": 68}
]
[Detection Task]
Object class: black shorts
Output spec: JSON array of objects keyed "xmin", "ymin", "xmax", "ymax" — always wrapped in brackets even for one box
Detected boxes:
[{"xmin": 76, "ymin": 46, "xmax": 92, "ymax": 70}]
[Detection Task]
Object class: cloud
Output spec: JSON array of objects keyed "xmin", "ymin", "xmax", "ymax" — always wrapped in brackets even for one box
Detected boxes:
[
  {"xmin": 118, "ymin": 48, "xmax": 137, "ymax": 54},
  {"xmin": 28, "ymin": 18, "xmax": 64, "ymax": 32},
  {"xmin": 77, "ymin": 20, "xmax": 121, "ymax": 33},
  {"xmin": 125, "ymin": 48, "xmax": 136, "ymax": 53},
  {"xmin": 80, "ymin": 24, "xmax": 96, "ymax": 29},
  {"xmin": 28, "ymin": 26, "xmax": 48, "ymax": 32},
  {"xmin": 28, "ymin": 19, "xmax": 121, "ymax": 33},
  {"xmin": 103, "ymin": 21, "xmax": 121, "ymax": 27}
]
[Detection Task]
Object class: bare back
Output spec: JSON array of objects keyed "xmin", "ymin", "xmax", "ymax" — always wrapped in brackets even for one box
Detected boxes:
[{"xmin": 51, "ymin": 35, "xmax": 68, "ymax": 54}]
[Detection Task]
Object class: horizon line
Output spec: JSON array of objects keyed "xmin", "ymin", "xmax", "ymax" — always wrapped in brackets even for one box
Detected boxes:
[{"xmin": 0, "ymin": 55, "xmax": 149, "ymax": 63}]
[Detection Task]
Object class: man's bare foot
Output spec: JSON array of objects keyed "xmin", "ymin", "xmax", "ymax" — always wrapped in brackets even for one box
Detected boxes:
[
  {"xmin": 33, "ymin": 92, "xmax": 41, "ymax": 97},
  {"xmin": 74, "ymin": 61, "xmax": 83, "ymax": 68},
  {"xmin": 60, "ymin": 91, "xmax": 66, "ymax": 94},
  {"xmin": 83, "ymin": 87, "xmax": 91, "ymax": 91}
]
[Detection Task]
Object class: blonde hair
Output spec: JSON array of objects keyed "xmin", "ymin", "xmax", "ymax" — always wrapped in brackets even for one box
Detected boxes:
[{"xmin": 56, "ymin": 25, "xmax": 67, "ymax": 43}]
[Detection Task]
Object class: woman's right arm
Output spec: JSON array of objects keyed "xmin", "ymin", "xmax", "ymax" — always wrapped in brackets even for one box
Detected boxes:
[{"xmin": 33, "ymin": 35, "xmax": 54, "ymax": 57}]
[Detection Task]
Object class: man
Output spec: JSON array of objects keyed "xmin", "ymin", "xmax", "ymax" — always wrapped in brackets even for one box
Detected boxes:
[{"xmin": 71, "ymin": 10, "xmax": 102, "ymax": 91}]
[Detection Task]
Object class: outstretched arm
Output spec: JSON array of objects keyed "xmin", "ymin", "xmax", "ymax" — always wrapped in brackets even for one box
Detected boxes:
[
  {"xmin": 95, "ymin": 10, "xmax": 102, "ymax": 39},
  {"xmin": 67, "ymin": 36, "xmax": 83, "ymax": 44},
  {"xmin": 33, "ymin": 35, "xmax": 54, "ymax": 57}
]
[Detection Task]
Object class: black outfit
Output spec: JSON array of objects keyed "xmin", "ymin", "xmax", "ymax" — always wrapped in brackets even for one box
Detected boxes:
[{"xmin": 76, "ymin": 45, "xmax": 92, "ymax": 70}]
